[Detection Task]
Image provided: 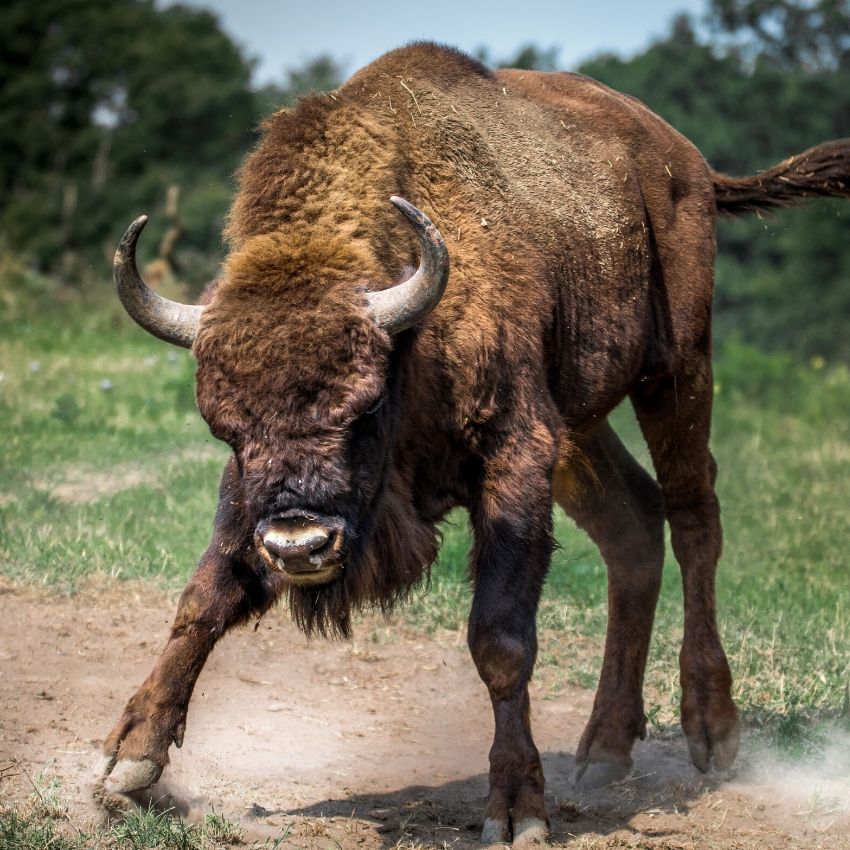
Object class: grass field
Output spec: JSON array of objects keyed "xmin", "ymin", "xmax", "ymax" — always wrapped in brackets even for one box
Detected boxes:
[{"xmin": 1, "ymin": 273, "xmax": 849, "ymax": 757}]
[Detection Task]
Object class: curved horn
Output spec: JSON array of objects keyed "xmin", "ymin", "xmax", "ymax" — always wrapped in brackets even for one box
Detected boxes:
[
  {"xmin": 113, "ymin": 215, "xmax": 203, "ymax": 349},
  {"xmin": 366, "ymin": 197, "xmax": 450, "ymax": 334}
]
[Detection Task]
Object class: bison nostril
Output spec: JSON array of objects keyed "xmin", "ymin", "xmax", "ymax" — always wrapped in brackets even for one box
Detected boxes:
[
  {"xmin": 262, "ymin": 521, "xmax": 330, "ymax": 561},
  {"xmin": 256, "ymin": 513, "xmax": 346, "ymax": 576}
]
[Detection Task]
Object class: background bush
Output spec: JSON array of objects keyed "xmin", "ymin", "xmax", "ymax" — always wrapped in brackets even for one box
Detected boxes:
[{"xmin": 1, "ymin": 0, "xmax": 849, "ymax": 362}]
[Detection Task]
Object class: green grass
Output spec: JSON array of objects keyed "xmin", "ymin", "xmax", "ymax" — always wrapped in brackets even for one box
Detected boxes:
[
  {"xmin": 0, "ymin": 771, "xmax": 256, "ymax": 849},
  {"xmin": 1, "ymin": 273, "xmax": 849, "ymax": 750},
  {"xmin": 0, "ymin": 299, "xmax": 228, "ymax": 589}
]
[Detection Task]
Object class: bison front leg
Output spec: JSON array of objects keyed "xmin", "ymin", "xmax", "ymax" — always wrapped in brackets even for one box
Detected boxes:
[
  {"xmin": 468, "ymin": 432, "xmax": 555, "ymax": 848},
  {"xmin": 97, "ymin": 461, "xmax": 278, "ymax": 804}
]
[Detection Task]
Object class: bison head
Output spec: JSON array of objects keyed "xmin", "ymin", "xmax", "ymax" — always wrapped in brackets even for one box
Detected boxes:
[{"xmin": 113, "ymin": 198, "xmax": 448, "ymax": 619}]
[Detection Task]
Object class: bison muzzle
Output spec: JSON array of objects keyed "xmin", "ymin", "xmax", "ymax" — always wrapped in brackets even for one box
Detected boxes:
[{"xmin": 255, "ymin": 510, "xmax": 346, "ymax": 580}]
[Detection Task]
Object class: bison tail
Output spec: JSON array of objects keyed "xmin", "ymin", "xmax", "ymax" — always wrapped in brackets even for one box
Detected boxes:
[{"xmin": 713, "ymin": 139, "xmax": 850, "ymax": 217}]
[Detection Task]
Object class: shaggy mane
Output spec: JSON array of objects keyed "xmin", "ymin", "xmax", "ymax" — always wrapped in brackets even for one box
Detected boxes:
[{"xmin": 285, "ymin": 469, "xmax": 440, "ymax": 638}]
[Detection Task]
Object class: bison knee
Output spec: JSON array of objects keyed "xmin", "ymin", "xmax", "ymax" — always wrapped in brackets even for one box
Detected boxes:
[{"xmin": 469, "ymin": 626, "xmax": 533, "ymax": 700}]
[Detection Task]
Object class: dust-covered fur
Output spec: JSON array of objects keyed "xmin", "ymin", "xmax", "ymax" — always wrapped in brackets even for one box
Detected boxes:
[{"xmin": 103, "ymin": 43, "xmax": 850, "ymax": 834}]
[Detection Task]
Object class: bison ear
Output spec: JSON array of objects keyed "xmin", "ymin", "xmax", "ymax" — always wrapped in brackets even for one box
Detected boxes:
[
  {"xmin": 113, "ymin": 215, "xmax": 204, "ymax": 349},
  {"xmin": 366, "ymin": 197, "xmax": 449, "ymax": 334}
]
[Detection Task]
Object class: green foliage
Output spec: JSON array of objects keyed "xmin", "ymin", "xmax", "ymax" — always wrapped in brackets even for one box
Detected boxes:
[
  {"xmin": 713, "ymin": 335, "xmax": 850, "ymax": 418},
  {"xmin": 0, "ymin": 809, "xmax": 77, "ymax": 850},
  {"xmin": 0, "ymin": 294, "xmax": 225, "ymax": 590},
  {"xmin": 714, "ymin": 203, "xmax": 850, "ymax": 358},
  {"xmin": 475, "ymin": 43, "xmax": 561, "ymax": 71},
  {"xmin": 0, "ymin": 0, "xmax": 257, "ymax": 279},
  {"xmin": 0, "ymin": 2, "xmax": 350, "ymax": 293},
  {"xmin": 109, "ymin": 805, "xmax": 203, "ymax": 849},
  {"xmin": 708, "ymin": 0, "xmax": 850, "ymax": 71}
]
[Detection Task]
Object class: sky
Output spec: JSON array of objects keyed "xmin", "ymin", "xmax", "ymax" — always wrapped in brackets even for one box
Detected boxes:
[{"xmin": 170, "ymin": 0, "xmax": 708, "ymax": 83}]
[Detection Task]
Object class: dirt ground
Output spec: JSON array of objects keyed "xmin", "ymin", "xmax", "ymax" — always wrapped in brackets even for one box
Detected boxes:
[{"xmin": 0, "ymin": 580, "xmax": 847, "ymax": 849}]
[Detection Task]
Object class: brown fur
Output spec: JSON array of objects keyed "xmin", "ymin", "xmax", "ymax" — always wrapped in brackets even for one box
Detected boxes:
[{"xmin": 101, "ymin": 43, "xmax": 850, "ymax": 838}]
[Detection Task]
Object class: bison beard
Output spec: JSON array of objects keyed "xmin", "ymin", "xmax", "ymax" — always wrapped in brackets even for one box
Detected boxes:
[
  {"xmin": 99, "ymin": 41, "xmax": 850, "ymax": 846},
  {"xmin": 285, "ymin": 467, "xmax": 439, "ymax": 638}
]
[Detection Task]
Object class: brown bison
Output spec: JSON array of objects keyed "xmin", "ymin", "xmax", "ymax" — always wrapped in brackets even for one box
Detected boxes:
[{"xmin": 98, "ymin": 43, "xmax": 850, "ymax": 846}]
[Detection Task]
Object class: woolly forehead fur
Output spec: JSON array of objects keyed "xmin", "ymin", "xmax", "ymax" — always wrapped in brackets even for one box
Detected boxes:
[{"xmin": 193, "ymin": 230, "xmax": 391, "ymax": 440}]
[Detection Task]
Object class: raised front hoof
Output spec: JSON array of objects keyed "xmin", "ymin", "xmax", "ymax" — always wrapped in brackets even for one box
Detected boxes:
[
  {"xmin": 571, "ymin": 755, "xmax": 632, "ymax": 790},
  {"xmin": 91, "ymin": 754, "xmax": 191, "ymax": 820},
  {"xmin": 106, "ymin": 757, "xmax": 163, "ymax": 793},
  {"xmin": 685, "ymin": 715, "xmax": 741, "ymax": 773},
  {"xmin": 93, "ymin": 754, "xmax": 165, "ymax": 814}
]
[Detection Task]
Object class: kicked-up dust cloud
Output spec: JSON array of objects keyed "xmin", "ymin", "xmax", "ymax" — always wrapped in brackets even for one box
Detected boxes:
[{"xmin": 731, "ymin": 726, "xmax": 850, "ymax": 819}]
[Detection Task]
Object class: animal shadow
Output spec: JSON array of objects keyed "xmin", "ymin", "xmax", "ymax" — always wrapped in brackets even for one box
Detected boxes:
[{"xmin": 245, "ymin": 743, "xmax": 721, "ymax": 848}]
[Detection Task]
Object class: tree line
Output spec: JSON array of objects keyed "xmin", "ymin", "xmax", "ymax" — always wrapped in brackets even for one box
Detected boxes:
[{"xmin": 2, "ymin": 0, "xmax": 849, "ymax": 359}]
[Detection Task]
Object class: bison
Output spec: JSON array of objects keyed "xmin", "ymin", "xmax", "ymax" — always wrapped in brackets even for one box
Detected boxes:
[{"xmin": 97, "ymin": 42, "xmax": 850, "ymax": 846}]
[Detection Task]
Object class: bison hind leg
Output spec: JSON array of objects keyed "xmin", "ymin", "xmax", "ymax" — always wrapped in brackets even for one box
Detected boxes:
[
  {"xmin": 631, "ymin": 361, "xmax": 740, "ymax": 774},
  {"xmin": 555, "ymin": 421, "xmax": 665, "ymax": 788}
]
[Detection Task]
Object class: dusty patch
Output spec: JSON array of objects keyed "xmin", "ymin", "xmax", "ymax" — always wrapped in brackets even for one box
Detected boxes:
[{"xmin": 0, "ymin": 583, "xmax": 846, "ymax": 848}]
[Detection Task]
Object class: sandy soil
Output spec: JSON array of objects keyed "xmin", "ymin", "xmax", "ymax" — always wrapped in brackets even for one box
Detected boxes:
[{"xmin": 0, "ymin": 580, "xmax": 847, "ymax": 849}]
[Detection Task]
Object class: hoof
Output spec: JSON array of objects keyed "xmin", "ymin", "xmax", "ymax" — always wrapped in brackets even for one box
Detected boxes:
[
  {"xmin": 686, "ymin": 718, "xmax": 740, "ymax": 773},
  {"xmin": 93, "ymin": 785, "xmax": 136, "ymax": 817},
  {"xmin": 512, "ymin": 817, "xmax": 548, "ymax": 848},
  {"xmin": 686, "ymin": 734, "xmax": 710, "ymax": 773},
  {"xmin": 103, "ymin": 758, "xmax": 163, "ymax": 794},
  {"xmin": 93, "ymin": 753, "xmax": 115, "ymax": 780},
  {"xmin": 480, "ymin": 817, "xmax": 510, "ymax": 845},
  {"xmin": 572, "ymin": 756, "xmax": 632, "ymax": 790},
  {"xmin": 712, "ymin": 726, "xmax": 740, "ymax": 770}
]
